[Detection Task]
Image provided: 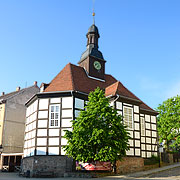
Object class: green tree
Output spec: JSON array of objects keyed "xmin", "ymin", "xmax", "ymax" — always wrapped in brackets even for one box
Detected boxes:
[
  {"xmin": 157, "ymin": 95, "xmax": 180, "ymax": 151},
  {"xmin": 63, "ymin": 87, "xmax": 130, "ymax": 172}
]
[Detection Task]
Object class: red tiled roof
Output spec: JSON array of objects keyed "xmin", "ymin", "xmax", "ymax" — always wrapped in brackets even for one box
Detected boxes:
[
  {"xmin": 44, "ymin": 63, "xmax": 157, "ymax": 114},
  {"xmin": 105, "ymin": 81, "xmax": 157, "ymax": 113},
  {"xmin": 44, "ymin": 63, "xmax": 117, "ymax": 94},
  {"xmin": 105, "ymin": 81, "xmax": 140, "ymax": 100}
]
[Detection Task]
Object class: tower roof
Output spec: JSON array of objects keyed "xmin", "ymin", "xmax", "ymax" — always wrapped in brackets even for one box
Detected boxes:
[
  {"xmin": 87, "ymin": 24, "xmax": 100, "ymax": 37},
  {"xmin": 79, "ymin": 24, "xmax": 104, "ymax": 63}
]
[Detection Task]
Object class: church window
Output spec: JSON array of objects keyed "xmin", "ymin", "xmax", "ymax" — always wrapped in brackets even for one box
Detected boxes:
[
  {"xmin": 49, "ymin": 105, "xmax": 60, "ymax": 127},
  {"xmin": 123, "ymin": 106, "xmax": 133, "ymax": 129},
  {"xmin": 140, "ymin": 117, "xmax": 145, "ymax": 136}
]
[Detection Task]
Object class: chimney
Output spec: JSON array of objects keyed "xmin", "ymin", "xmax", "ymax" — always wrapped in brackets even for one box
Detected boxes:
[
  {"xmin": 1, "ymin": 92, "xmax": 5, "ymax": 96},
  {"xmin": 34, "ymin": 81, "xmax": 37, "ymax": 86},
  {"xmin": 16, "ymin": 87, "xmax": 21, "ymax": 91}
]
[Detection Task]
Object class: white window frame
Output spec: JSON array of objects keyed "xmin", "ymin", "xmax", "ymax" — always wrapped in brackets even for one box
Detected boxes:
[
  {"xmin": 123, "ymin": 106, "xmax": 133, "ymax": 129},
  {"xmin": 140, "ymin": 117, "xmax": 145, "ymax": 136},
  {"xmin": 49, "ymin": 104, "xmax": 60, "ymax": 128}
]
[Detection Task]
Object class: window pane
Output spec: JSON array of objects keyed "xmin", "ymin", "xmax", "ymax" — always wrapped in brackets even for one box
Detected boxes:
[
  {"xmin": 123, "ymin": 107, "xmax": 133, "ymax": 129},
  {"xmin": 51, "ymin": 120, "xmax": 54, "ymax": 126},
  {"xmin": 55, "ymin": 106, "xmax": 59, "ymax": 112},
  {"xmin": 55, "ymin": 120, "xmax": 58, "ymax": 126},
  {"xmin": 49, "ymin": 105, "xmax": 60, "ymax": 128},
  {"xmin": 51, "ymin": 113, "xmax": 54, "ymax": 119},
  {"xmin": 51, "ymin": 106, "xmax": 54, "ymax": 112},
  {"xmin": 55, "ymin": 113, "xmax": 59, "ymax": 119}
]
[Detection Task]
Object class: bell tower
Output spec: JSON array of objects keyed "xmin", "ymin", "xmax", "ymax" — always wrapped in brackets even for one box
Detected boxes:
[{"xmin": 78, "ymin": 16, "xmax": 106, "ymax": 80}]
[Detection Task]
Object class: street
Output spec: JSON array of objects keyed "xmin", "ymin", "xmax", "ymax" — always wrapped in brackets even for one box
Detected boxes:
[{"xmin": 1, "ymin": 167, "xmax": 180, "ymax": 180}]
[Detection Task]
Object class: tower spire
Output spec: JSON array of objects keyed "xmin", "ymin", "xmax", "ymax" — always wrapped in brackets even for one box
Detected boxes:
[
  {"xmin": 92, "ymin": 0, "xmax": 95, "ymax": 24},
  {"xmin": 92, "ymin": 11, "xmax": 95, "ymax": 25}
]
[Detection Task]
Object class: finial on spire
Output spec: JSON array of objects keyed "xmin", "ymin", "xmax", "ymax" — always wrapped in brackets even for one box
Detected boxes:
[
  {"xmin": 92, "ymin": 11, "xmax": 95, "ymax": 24},
  {"xmin": 92, "ymin": 0, "xmax": 95, "ymax": 24}
]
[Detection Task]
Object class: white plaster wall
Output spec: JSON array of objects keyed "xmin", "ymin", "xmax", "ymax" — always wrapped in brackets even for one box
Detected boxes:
[
  {"xmin": 39, "ymin": 99, "xmax": 49, "ymax": 110},
  {"xmin": 146, "ymin": 123, "xmax": 151, "ymax": 129},
  {"xmin": 141, "ymin": 137, "xmax": 145, "ymax": 143},
  {"xmin": 62, "ymin": 110, "xmax": 72, "ymax": 118},
  {"xmin": 49, "ymin": 138, "xmax": 59, "ymax": 145},
  {"xmin": 37, "ymin": 129, "xmax": 47, "ymax": 136},
  {"xmin": 37, "ymin": 138, "xmax": 47, "ymax": 146},
  {"xmin": 38, "ymin": 111, "xmax": 48, "ymax": 119},
  {"xmin": 146, "ymin": 137, "xmax": 151, "ymax": 143},
  {"xmin": 152, "ymin": 131, "xmax": 157, "ymax": 137},
  {"xmin": 152, "ymin": 138, "xmax": 156, "ymax": 144},
  {"xmin": 145, "ymin": 115, "xmax": 150, "ymax": 122},
  {"xmin": 135, "ymin": 132, "xmax": 140, "ymax": 139},
  {"xmin": 134, "ymin": 114, "xmax": 139, "ymax": 122},
  {"xmin": 146, "ymin": 145, "xmax": 151, "ymax": 151},
  {"xmin": 49, "ymin": 129, "xmax": 59, "ymax": 136},
  {"xmin": 141, "ymin": 144, "xmax": 145, "ymax": 150},
  {"xmin": 126, "ymin": 148, "xmax": 134, "ymax": 156},
  {"xmin": 61, "ymin": 119, "xmax": 72, "ymax": 127},
  {"xmin": 134, "ymin": 105, "xmax": 139, "ymax": 113},
  {"xmin": 134, "ymin": 123, "xmax": 139, "ymax": 130},
  {"xmin": 146, "ymin": 130, "xmax": 151, "ymax": 137},
  {"xmin": 62, "ymin": 97, "xmax": 73, "ymax": 108},
  {"xmin": 151, "ymin": 116, "xmax": 156, "ymax": 123},
  {"xmin": 135, "ymin": 140, "xmax": 140, "ymax": 147},
  {"xmin": 38, "ymin": 120, "xmax": 48, "ymax": 128},
  {"xmin": 50, "ymin": 98, "xmax": 61, "ymax": 103},
  {"xmin": 142, "ymin": 151, "xmax": 146, "ymax": 158},
  {"xmin": 152, "ymin": 124, "xmax": 156, "ymax": 130},
  {"xmin": 135, "ymin": 149, "xmax": 140, "ymax": 156}
]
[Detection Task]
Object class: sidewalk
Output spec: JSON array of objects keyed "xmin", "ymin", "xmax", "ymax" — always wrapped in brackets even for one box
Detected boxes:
[{"xmin": 103, "ymin": 162, "xmax": 180, "ymax": 179}]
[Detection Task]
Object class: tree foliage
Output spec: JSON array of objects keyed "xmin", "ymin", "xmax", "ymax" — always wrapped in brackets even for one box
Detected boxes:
[
  {"xmin": 157, "ymin": 95, "xmax": 180, "ymax": 151},
  {"xmin": 63, "ymin": 87, "xmax": 130, "ymax": 163}
]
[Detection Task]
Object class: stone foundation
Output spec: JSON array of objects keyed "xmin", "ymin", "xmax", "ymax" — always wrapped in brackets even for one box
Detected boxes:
[
  {"xmin": 116, "ymin": 157, "xmax": 144, "ymax": 174},
  {"xmin": 21, "ymin": 155, "xmax": 74, "ymax": 177}
]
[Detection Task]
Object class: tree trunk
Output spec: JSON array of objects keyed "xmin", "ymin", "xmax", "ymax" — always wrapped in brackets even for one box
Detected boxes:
[
  {"xmin": 166, "ymin": 139, "xmax": 169, "ymax": 152},
  {"xmin": 112, "ymin": 161, "xmax": 117, "ymax": 174}
]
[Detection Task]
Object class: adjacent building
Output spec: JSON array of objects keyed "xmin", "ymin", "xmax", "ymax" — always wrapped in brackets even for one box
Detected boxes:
[
  {"xmin": 0, "ymin": 82, "xmax": 39, "ymax": 171},
  {"xmin": 22, "ymin": 24, "xmax": 158, "ymax": 176}
]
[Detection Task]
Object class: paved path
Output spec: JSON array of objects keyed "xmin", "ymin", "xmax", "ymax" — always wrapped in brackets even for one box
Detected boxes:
[
  {"xmin": 1, "ymin": 163, "xmax": 180, "ymax": 180},
  {"xmin": 104, "ymin": 162, "xmax": 180, "ymax": 179}
]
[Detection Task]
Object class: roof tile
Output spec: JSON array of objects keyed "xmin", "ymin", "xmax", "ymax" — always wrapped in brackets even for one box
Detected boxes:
[{"xmin": 44, "ymin": 63, "xmax": 157, "ymax": 114}]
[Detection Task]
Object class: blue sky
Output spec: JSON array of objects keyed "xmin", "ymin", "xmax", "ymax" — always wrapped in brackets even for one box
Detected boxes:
[{"xmin": 0, "ymin": 0, "xmax": 180, "ymax": 109}]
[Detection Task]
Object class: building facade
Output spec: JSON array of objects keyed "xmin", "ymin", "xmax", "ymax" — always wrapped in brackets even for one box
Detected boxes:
[
  {"xmin": 22, "ymin": 24, "xmax": 158, "ymax": 175},
  {"xmin": 0, "ymin": 82, "xmax": 39, "ymax": 171}
]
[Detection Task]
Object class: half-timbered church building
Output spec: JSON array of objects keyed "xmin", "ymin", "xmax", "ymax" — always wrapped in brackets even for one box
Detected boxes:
[{"xmin": 22, "ymin": 23, "xmax": 158, "ymax": 176}]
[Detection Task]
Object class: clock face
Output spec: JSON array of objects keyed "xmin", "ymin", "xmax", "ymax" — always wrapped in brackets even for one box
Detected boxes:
[{"xmin": 94, "ymin": 61, "xmax": 101, "ymax": 70}]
